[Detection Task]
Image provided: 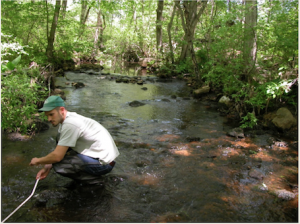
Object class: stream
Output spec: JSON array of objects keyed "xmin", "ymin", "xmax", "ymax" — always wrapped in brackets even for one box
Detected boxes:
[{"xmin": 1, "ymin": 64, "xmax": 298, "ymax": 222}]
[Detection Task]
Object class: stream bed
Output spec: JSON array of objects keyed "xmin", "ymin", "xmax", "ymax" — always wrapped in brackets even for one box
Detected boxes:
[{"xmin": 1, "ymin": 67, "xmax": 298, "ymax": 222}]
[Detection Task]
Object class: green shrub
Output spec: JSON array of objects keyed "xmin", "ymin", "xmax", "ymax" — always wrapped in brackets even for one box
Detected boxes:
[
  {"xmin": 1, "ymin": 69, "xmax": 47, "ymax": 133},
  {"xmin": 240, "ymin": 112, "xmax": 258, "ymax": 129},
  {"xmin": 174, "ymin": 58, "xmax": 193, "ymax": 74}
]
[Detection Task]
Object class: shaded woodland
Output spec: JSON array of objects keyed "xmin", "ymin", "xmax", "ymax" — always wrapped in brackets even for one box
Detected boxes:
[{"xmin": 1, "ymin": 0, "xmax": 298, "ymax": 133}]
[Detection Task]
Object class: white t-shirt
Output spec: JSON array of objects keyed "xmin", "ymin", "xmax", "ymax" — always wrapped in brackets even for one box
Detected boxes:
[{"xmin": 57, "ymin": 112, "xmax": 119, "ymax": 164}]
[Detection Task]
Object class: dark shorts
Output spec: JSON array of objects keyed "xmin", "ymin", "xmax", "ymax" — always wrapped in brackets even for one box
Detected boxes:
[{"xmin": 52, "ymin": 149, "xmax": 115, "ymax": 183}]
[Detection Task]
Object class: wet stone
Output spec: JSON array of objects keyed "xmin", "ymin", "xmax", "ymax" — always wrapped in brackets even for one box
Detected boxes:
[
  {"xmin": 129, "ymin": 100, "xmax": 146, "ymax": 107},
  {"xmin": 248, "ymin": 168, "xmax": 264, "ymax": 180},
  {"xmin": 72, "ymin": 82, "xmax": 85, "ymax": 89},
  {"xmin": 34, "ymin": 188, "xmax": 71, "ymax": 208},
  {"xmin": 227, "ymin": 127, "xmax": 244, "ymax": 138},
  {"xmin": 136, "ymin": 159, "xmax": 151, "ymax": 167},
  {"xmin": 274, "ymin": 189, "xmax": 296, "ymax": 200}
]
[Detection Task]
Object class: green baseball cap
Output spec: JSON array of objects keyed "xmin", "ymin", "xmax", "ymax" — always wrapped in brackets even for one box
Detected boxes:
[{"xmin": 39, "ymin": 96, "xmax": 65, "ymax": 112}]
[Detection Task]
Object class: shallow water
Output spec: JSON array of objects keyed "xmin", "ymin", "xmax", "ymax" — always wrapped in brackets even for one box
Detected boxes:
[{"xmin": 1, "ymin": 68, "xmax": 298, "ymax": 222}]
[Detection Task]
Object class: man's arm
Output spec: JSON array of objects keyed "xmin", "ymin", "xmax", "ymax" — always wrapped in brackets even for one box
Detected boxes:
[{"xmin": 29, "ymin": 145, "xmax": 69, "ymax": 166}]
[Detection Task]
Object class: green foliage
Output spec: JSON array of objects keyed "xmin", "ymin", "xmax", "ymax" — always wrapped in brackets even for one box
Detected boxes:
[
  {"xmin": 195, "ymin": 49, "xmax": 209, "ymax": 69},
  {"xmin": 1, "ymin": 55, "xmax": 22, "ymax": 73},
  {"xmin": 240, "ymin": 112, "xmax": 258, "ymax": 129},
  {"xmin": 174, "ymin": 59, "xmax": 193, "ymax": 74},
  {"xmin": 1, "ymin": 69, "xmax": 47, "ymax": 134},
  {"xmin": 158, "ymin": 64, "xmax": 173, "ymax": 77},
  {"xmin": 266, "ymin": 79, "xmax": 295, "ymax": 99}
]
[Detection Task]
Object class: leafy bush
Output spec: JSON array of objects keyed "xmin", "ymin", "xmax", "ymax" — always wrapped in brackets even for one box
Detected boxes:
[
  {"xmin": 240, "ymin": 112, "xmax": 258, "ymax": 129},
  {"xmin": 1, "ymin": 55, "xmax": 22, "ymax": 73},
  {"xmin": 158, "ymin": 64, "xmax": 173, "ymax": 77},
  {"xmin": 1, "ymin": 69, "xmax": 47, "ymax": 133},
  {"xmin": 174, "ymin": 58, "xmax": 193, "ymax": 74}
]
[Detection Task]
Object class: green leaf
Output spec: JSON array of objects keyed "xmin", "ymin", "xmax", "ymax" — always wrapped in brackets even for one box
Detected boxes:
[
  {"xmin": 6, "ymin": 62, "xmax": 16, "ymax": 70},
  {"xmin": 1, "ymin": 64, "xmax": 8, "ymax": 72},
  {"xmin": 12, "ymin": 55, "xmax": 21, "ymax": 65}
]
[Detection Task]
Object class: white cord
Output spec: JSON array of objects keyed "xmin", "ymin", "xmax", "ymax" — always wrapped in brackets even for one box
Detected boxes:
[{"xmin": 2, "ymin": 178, "xmax": 40, "ymax": 223}]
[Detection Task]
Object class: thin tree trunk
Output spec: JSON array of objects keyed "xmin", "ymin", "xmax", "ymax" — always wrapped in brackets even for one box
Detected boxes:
[
  {"xmin": 61, "ymin": 0, "xmax": 67, "ymax": 19},
  {"xmin": 243, "ymin": 0, "xmax": 257, "ymax": 82},
  {"xmin": 46, "ymin": 0, "xmax": 61, "ymax": 62},
  {"xmin": 156, "ymin": 0, "xmax": 164, "ymax": 53},
  {"xmin": 93, "ymin": 8, "xmax": 106, "ymax": 57},
  {"xmin": 227, "ymin": 0, "xmax": 231, "ymax": 12},
  {"xmin": 46, "ymin": 0, "xmax": 49, "ymax": 40},
  {"xmin": 176, "ymin": 0, "xmax": 207, "ymax": 80},
  {"xmin": 167, "ymin": 3, "xmax": 176, "ymax": 64},
  {"xmin": 78, "ymin": 0, "xmax": 91, "ymax": 39},
  {"xmin": 206, "ymin": 0, "xmax": 216, "ymax": 58},
  {"xmin": 132, "ymin": 6, "xmax": 137, "ymax": 32}
]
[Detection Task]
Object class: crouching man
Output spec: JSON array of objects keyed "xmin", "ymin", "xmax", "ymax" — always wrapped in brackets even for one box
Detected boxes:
[{"xmin": 29, "ymin": 96, "xmax": 120, "ymax": 185}]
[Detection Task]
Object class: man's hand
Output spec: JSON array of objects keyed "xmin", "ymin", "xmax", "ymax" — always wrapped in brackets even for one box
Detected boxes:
[
  {"xmin": 29, "ymin": 157, "xmax": 40, "ymax": 166},
  {"xmin": 36, "ymin": 164, "xmax": 52, "ymax": 180}
]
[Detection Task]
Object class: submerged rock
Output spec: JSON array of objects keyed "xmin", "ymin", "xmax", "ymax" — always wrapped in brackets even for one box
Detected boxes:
[
  {"xmin": 129, "ymin": 101, "xmax": 146, "ymax": 107},
  {"xmin": 186, "ymin": 137, "xmax": 201, "ymax": 142},
  {"xmin": 248, "ymin": 168, "xmax": 264, "ymax": 180},
  {"xmin": 34, "ymin": 188, "xmax": 71, "ymax": 208}
]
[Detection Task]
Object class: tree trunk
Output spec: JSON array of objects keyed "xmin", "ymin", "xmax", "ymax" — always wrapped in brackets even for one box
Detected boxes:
[
  {"xmin": 156, "ymin": 0, "xmax": 164, "ymax": 53},
  {"xmin": 61, "ymin": 0, "xmax": 67, "ymax": 19},
  {"xmin": 46, "ymin": 0, "xmax": 61, "ymax": 62},
  {"xmin": 206, "ymin": 0, "xmax": 216, "ymax": 58},
  {"xmin": 176, "ymin": 0, "xmax": 208, "ymax": 79},
  {"xmin": 227, "ymin": 0, "xmax": 231, "ymax": 12},
  {"xmin": 132, "ymin": 5, "xmax": 137, "ymax": 32},
  {"xmin": 78, "ymin": 0, "xmax": 91, "ymax": 38},
  {"xmin": 93, "ymin": 8, "xmax": 106, "ymax": 57},
  {"xmin": 80, "ymin": 1, "xmax": 90, "ymax": 25},
  {"xmin": 243, "ymin": 0, "xmax": 257, "ymax": 82},
  {"xmin": 167, "ymin": 3, "xmax": 176, "ymax": 64}
]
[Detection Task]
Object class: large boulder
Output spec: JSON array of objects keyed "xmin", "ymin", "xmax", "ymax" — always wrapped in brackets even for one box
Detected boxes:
[{"xmin": 272, "ymin": 107, "xmax": 297, "ymax": 130}]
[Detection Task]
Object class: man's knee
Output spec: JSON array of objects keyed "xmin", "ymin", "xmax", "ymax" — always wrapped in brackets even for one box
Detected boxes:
[{"xmin": 52, "ymin": 155, "xmax": 84, "ymax": 176}]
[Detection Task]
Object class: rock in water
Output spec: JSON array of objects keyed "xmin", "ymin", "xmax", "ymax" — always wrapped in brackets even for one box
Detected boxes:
[
  {"xmin": 129, "ymin": 101, "xmax": 145, "ymax": 107},
  {"xmin": 274, "ymin": 189, "xmax": 296, "ymax": 200},
  {"xmin": 227, "ymin": 127, "xmax": 244, "ymax": 138}
]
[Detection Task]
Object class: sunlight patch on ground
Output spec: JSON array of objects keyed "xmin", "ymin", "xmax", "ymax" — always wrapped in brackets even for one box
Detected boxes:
[
  {"xmin": 172, "ymin": 149, "xmax": 191, "ymax": 156},
  {"xmin": 168, "ymin": 143, "xmax": 192, "ymax": 156},
  {"xmin": 155, "ymin": 134, "xmax": 180, "ymax": 142}
]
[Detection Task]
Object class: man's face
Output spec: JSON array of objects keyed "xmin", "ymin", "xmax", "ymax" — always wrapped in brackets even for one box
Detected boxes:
[{"xmin": 45, "ymin": 108, "xmax": 64, "ymax": 127}]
